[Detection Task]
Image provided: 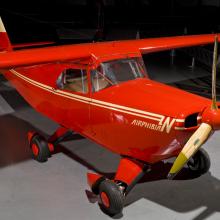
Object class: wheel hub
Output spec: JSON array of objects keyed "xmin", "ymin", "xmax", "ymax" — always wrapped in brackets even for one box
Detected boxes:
[
  {"xmin": 32, "ymin": 143, "xmax": 39, "ymax": 156},
  {"xmin": 100, "ymin": 192, "xmax": 110, "ymax": 208}
]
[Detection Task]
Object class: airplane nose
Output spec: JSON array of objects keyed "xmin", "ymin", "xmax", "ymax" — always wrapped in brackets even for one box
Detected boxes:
[{"xmin": 202, "ymin": 107, "xmax": 220, "ymax": 130}]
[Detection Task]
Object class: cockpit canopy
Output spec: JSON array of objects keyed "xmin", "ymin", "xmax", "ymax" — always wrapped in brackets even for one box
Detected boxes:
[
  {"xmin": 56, "ymin": 56, "xmax": 147, "ymax": 94},
  {"xmin": 91, "ymin": 57, "xmax": 147, "ymax": 92}
]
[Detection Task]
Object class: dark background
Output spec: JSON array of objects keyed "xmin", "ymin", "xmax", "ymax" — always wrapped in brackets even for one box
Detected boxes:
[{"xmin": 1, "ymin": 0, "xmax": 220, "ymax": 44}]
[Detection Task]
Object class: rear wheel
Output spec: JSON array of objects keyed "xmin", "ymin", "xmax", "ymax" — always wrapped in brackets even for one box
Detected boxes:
[
  {"xmin": 30, "ymin": 134, "xmax": 51, "ymax": 163},
  {"xmin": 187, "ymin": 148, "xmax": 210, "ymax": 175},
  {"xmin": 98, "ymin": 179, "xmax": 125, "ymax": 216}
]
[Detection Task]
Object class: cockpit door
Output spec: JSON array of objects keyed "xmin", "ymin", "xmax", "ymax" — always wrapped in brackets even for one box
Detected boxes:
[{"xmin": 54, "ymin": 64, "xmax": 91, "ymax": 136}]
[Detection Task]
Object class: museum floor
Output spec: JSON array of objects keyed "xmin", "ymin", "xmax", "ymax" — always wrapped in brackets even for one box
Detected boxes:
[{"xmin": 0, "ymin": 54, "xmax": 220, "ymax": 220}]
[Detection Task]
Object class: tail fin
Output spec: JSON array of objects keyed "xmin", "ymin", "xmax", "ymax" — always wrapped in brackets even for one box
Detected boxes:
[{"xmin": 0, "ymin": 17, "xmax": 12, "ymax": 51}]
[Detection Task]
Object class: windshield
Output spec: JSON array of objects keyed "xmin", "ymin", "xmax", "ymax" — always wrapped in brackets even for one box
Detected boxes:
[{"xmin": 91, "ymin": 57, "xmax": 147, "ymax": 92}]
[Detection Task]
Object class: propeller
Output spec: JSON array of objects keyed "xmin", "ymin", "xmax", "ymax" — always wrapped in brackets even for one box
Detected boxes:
[
  {"xmin": 212, "ymin": 35, "xmax": 218, "ymax": 110},
  {"xmin": 167, "ymin": 35, "xmax": 219, "ymax": 180}
]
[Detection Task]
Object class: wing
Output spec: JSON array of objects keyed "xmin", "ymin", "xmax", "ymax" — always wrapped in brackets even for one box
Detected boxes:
[
  {"xmin": 12, "ymin": 41, "xmax": 55, "ymax": 49},
  {"xmin": 0, "ymin": 44, "xmax": 90, "ymax": 69},
  {"xmin": 130, "ymin": 34, "xmax": 219, "ymax": 54},
  {"xmin": 0, "ymin": 34, "xmax": 218, "ymax": 69}
]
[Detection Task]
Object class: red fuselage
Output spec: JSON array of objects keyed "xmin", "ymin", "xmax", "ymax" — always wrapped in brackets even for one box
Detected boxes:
[{"xmin": 2, "ymin": 49, "xmax": 213, "ymax": 164}]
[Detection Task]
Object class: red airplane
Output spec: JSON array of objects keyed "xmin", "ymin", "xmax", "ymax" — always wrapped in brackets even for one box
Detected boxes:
[{"xmin": 0, "ymin": 17, "xmax": 219, "ymax": 216}]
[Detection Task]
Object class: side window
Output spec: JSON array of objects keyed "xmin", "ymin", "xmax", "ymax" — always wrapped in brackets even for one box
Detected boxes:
[
  {"xmin": 91, "ymin": 68, "xmax": 113, "ymax": 92},
  {"xmin": 57, "ymin": 68, "xmax": 88, "ymax": 94}
]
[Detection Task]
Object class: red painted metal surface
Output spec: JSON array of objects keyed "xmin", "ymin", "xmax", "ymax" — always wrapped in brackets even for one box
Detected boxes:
[
  {"xmin": 1, "ymin": 33, "xmax": 220, "ymax": 165},
  {"xmin": 0, "ymin": 32, "xmax": 12, "ymax": 51},
  {"xmin": 114, "ymin": 158, "xmax": 144, "ymax": 185},
  {"xmin": 202, "ymin": 107, "xmax": 220, "ymax": 130},
  {"xmin": 48, "ymin": 126, "xmax": 70, "ymax": 143},
  {"xmin": 0, "ymin": 34, "xmax": 219, "ymax": 69},
  {"xmin": 87, "ymin": 173, "xmax": 103, "ymax": 188},
  {"xmin": 3, "ymin": 54, "xmax": 216, "ymax": 163}
]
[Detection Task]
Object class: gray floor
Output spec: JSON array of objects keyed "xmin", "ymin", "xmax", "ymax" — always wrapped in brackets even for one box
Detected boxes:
[{"xmin": 0, "ymin": 62, "xmax": 220, "ymax": 220}]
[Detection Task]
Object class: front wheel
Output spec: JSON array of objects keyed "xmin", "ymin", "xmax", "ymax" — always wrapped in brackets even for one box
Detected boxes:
[
  {"xmin": 187, "ymin": 148, "xmax": 210, "ymax": 176},
  {"xmin": 98, "ymin": 180, "xmax": 125, "ymax": 216}
]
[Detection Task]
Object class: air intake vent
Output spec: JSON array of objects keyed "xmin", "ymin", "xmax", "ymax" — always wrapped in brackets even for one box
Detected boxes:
[{"xmin": 185, "ymin": 113, "xmax": 199, "ymax": 128}]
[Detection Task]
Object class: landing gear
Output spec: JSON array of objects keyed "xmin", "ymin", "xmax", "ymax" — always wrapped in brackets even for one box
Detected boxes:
[
  {"xmin": 187, "ymin": 148, "xmax": 210, "ymax": 175},
  {"xmin": 99, "ymin": 180, "xmax": 124, "ymax": 216},
  {"xmin": 28, "ymin": 133, "xmax": 52, "ymax": 162},
  {"xmin": 87, "ymin": 158, "xmax": 150, "ymax": 216},
  {"xmin": 28, "ymin": 127, "xmax": 73, "ymax": 163}
]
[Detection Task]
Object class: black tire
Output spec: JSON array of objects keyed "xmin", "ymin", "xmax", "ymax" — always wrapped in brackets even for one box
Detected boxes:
[
  {"xmin": 91, "ymin": 176, "xmax": 106, "ymax": 195},
  {"xmin": 187, "ymin": 148, "xmax": 210, "ymax": 175},
  {"xmin": 99, "ymin": 179, "xmax": 124, "ymax": 216},
  {"xmin": 30, "ymin": 134, "xmax": 50, "ymax": 163}
]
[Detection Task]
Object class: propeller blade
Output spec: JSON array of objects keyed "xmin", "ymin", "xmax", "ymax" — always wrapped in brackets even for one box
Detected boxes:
[
  {"xmin": 211, "ymin": 35, "xmax": 218, "ymax": 110},
  {"xmin": 167, "ymin": 123, "xmax": 212, "ymax": 179}
]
